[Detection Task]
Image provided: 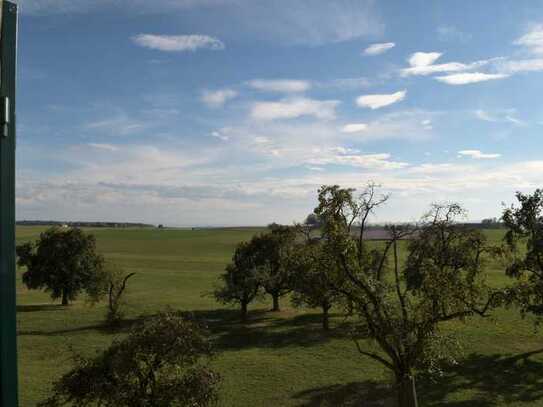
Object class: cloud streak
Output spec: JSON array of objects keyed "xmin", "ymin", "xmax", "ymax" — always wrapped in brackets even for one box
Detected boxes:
[
  {"xmin": 435, "ymin": 72, "xmax": 508, "ymax": 85},
  {"xmin": 250, "ymin": 98, "xmax": 339, "ymax": 121},
  {"xmin": 356, "ymin": 90, "xmax": 406, "ymax": 109},
  {"xmin": 247, "ymin": 79, "xmax": 311, "ymax": 93},
  {"xmin": 363, "ymin": 42, "xmax": 395, "ymax": 56},
  {"xmin": 132, "ymin": 34, "xmax": 225, "ymax": 52}
]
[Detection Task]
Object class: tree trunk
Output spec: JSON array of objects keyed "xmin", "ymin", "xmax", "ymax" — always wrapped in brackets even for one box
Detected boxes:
[
  {"xmin": 322, "ymin": 303, "xmax": 330, "ymax": 330},
  {"xmin": 272, "ymin": 293, "xmax": 280, "ymax": 312},
  {"xmin": 61, "ymin": 289, "xmax": 69, "ymax": 306},
  {"xmin": 397, "ymin": 375, "xmax": 418, "ymax": 407},
  {"xmin": 241, "ymin": 301, "xmax": 248, "ymax": 322}
]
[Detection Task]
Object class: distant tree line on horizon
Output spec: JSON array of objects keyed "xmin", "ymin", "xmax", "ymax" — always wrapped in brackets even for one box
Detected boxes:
[{"xmin": 16, "ymin": 220, "xmax": 155, "ymax": 228}]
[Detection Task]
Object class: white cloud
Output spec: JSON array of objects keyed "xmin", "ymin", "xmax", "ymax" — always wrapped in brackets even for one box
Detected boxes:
[
  {"xmin": 401, "ymin": 52, "xmax": 496, "ymax": 77},
  {"xmin": 84, "ymin": 116, "xmax": 145, "ymax": 136},
  {"xmin": 247, "ymin": 79, "xmax": 311, "ymax": 93},
  {"xmin": 498, "ymin": 59, "xmax": 543, "ymax": 74},
  {"xmin": 435, "ymin": 72, "xmax": 508, "ymax": 85},
  {"xmin": 458, "ymin": 150, "xmax": 501, "ymax": 159},
  {"xmin": 201, "ymin": 89, "xmax": 238, "ymax": 108},
  {"xmin": 210, "ymin": 131, "xmax": 229, "ymax": 141},
  {"xmin": 132, "ymin": 34, "xmax": 225, "ymax": 52},
  {"xmin": 356, "ymin": 90, "xmax": 406, "ymax": 109},
  {"xmin": 420, "ymin": 119, "xmax": 432, "ymax": 130},
  {"xmin": 87, "ymin": 143, "xmax": 119, "ymax": 151},
  {"xmin": 408, "ymin": 52, "xmax": 442, "ymax": 67},
  {"xmin": 515, "ymin": 25, "xmax": 543, "ymax": 55},
  {"xmin": 250, "ymin": 98, "xmax": 339, "ymax": 120},
  {"xmin": 363, "ymin": 42, "xmax": 395, "ymax": 56},
  {"xmin": 306, "ymin": 149, "xmax": 408, "ymax": 170},
  {"xmin": 341, "ymin": 123, "xmax": 368, "ymax": 133},
  {"xmin": 474, "ymin": 109, "xmax": 526, "ymax": 126}
]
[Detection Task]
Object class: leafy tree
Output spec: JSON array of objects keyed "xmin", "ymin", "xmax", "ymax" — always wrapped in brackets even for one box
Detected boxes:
[
  {"xmin": 502, "ymin": 189, "xmax": 543, "ymax": 316},
  {"xmin": 252, "ymin": 226, "xmax": 297, "ymax": 311},
  {"xmin": 87, "ymin": 262, "xmax": 136, "ymax": 327},
  {"xmin": 314, "ymin": 184, "xmax": 500, "ymax": 407},
  {"xmin": 39, "ymin": 310, "xmax": 221, "ymax": 407},
  {"xmin": 214, "ymin": 241, "xmax": 260, "ymax": 321},
  {"xmin": 304, "ymin": 213, "xmax": 322, "ymax": 228},
  {"xmin": 290, "ymin": 240, "xmax": 342, "ymax": 330},
  {"xmin": 16, "ymin": 227, "xmax": 105, "ymax": 305}
]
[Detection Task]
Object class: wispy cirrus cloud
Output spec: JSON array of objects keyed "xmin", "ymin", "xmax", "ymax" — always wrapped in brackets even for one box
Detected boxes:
[
  {"xmin": 435, "ymin": 72, "xmax": 508, "ymax": 85},
  {"xmin": 247, "ymin": 79, "xmax": 311, "ymax": 93},
  {"xmin": 250, "ymin": 97, "xmax": 339, "ymax": 120},
  {"xmin": 132, "ymin": 34, "xmax": 225, "ymax": 52},
  {"xmin": 401, "ymin": 52, "xmax": 496, "ymax": 77},
  {"xmin": 514, "ymin": 25, "xmax": 543, "ymax": 55},
  {"xmin": 363, "ymin": 42, "xmax": 395, "ymax": 56},
  {"xmin": 474, "ymin": 109, "xmax": 526, "ymax": 126},
  {"xmin": 87, "ymin": 143, "xmax": 120, "ymax": 151},
  {"xmin": 341, "ymin": 123, "xmax": 368, "ymax": 133},
  {"xmin": 356, "ymin": 90, "xmax": 406, "ymax": 109},
  {"xmin": 201, "ymin": 89, "xmax": 238, "ymax": 108},
  {"xmin": 458, "ymin": 150, "xmax": 501, "ymax": 159}
]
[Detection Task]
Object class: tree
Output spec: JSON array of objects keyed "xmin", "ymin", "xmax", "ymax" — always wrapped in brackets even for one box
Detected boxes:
[
  {"xmin": 86, "ymin": 262, "xmax": 136, "ymax": 327},
  {"xmin": 314, "ymin": 184, "xmax": 499, "ymax": 407},
  {"xmin": 214, "ymin": 241, "xmax": 261, "ymax": 321},
  {"xmin": 39, "ymin": 310, "xmax": 221, "ymax": 407},
  {"xmin": 304, "ymin": 213, "xmax": 322, "ymax": 228},
  {"xmin": 290, "ymin": 240, "xmax": 342, "ymax": 330},
  {"xmin": 502, "ymin": 189, "xmax": 543, "ymax": 316},
  {"xmin": 252, "ymin": 226, "xmax": 297, "ymax": 311},
  {"xmin": 16, "ymin": 227, "xmax": 105, "ymax": 305}
]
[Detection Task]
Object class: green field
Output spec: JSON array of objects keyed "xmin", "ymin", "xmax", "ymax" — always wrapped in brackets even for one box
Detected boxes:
[{"xmin": 15, "ymin": 226, "xmax": 543, "ymax": 406}]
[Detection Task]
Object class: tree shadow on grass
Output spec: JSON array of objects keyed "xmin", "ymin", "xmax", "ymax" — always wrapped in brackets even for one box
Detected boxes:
[
  {"xmin": 17, "ymin": 304, "xmax": 64, "ymax": 313},
  {"xmin": 17, "ymin": 316, "xmax": 144, "ymax": 336},
  {"xmin": 290, "ymin": 349, "xmax": 543, "ymax": 407},
  {"xmin": 419, "ymin": 349, "xmax": 543, "ymax": 406},
  {"xmin": 189, "ymin": 308, "xmax": 347, "ymax": 352},
  {"xmin": 293, "ymin": 380, "xmax": 395, "ymax": 407}
]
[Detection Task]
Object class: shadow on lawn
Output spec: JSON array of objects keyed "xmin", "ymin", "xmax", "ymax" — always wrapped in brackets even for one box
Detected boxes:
[
  {"xmin": 18, "ymin": 316, "xmax": 143, "ymax": 336},
  {"xmin": 292, "ymin": 349, "xmax": 543, "ymax": 406},
  {"xmin": 189, "ymin": 308, "xmax": 348, "ymax": 351},
  {"xmin": 294, "ymin": 380, "xmax": 394, "ymax": 406},
  {"xmin": 17, "ymin": 304, "xmax": 65, "ymax": 313},
  {"xmin": 419, "ymin": 348, "xmax": 543, "ymax": 406}
]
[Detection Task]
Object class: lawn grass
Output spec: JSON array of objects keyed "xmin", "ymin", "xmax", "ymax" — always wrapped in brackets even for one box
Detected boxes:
[{"xmin": 15, "ymin": 226, "xmax": 543, "ymax": 406}]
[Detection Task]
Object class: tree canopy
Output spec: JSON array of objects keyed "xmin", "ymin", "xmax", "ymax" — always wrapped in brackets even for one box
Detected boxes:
[
  {"xmin": 16, "ymin": 227, "xmax": 105, "ymax": 305},
  {"xmin": 39, "ymin": 310, "xmax": 221, "ymax": 407},
  {"xmin": 502, "ymin": 189, "xmax": 543, "ymax": 316},
  {"xmin": 314, "ymin": 184, "xmax": 500, "ymax": 407}
]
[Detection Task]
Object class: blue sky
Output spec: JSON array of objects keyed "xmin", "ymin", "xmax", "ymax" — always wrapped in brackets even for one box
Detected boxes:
[{"xmin": 15, "ymin": 0, "xmax": 543, "ymax": 226}]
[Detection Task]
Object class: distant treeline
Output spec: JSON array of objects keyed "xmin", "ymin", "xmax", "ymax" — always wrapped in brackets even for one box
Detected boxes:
[{"xmin": 16, "ymin": 220, "xmax": 155, "ymax": 228}]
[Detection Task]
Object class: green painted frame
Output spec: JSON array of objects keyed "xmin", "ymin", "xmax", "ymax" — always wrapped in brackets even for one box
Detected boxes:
[{"xmin": 0, "ymin": 1, "xmax": 18, "ymax": 406}]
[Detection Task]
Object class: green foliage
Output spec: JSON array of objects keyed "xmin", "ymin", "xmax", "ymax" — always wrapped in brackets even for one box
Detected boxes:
[
  {"xmin": 39, "ymin": 310, "xmax": 221, "ymax": 407},
  {"xmin": 502, "ymin": 189, "xmax": 543, "ymax": 317},
  {"xmin": 290, "ymin": 240, "xmax": 342, "ymax": 330},
  {"xmin": 214, "ymin": 241, "xmax": 261, "ymax": 321},
  {"xmin": 16, "ymin": 227, "xmax": 105, "ymax": 305},
  {"xmin": 314, "ymin": 184, "xmax": 500, "ymax": 406},
  {"xmin": 251, "ymin": 226, "xmax": 297, "ymax": 311}
]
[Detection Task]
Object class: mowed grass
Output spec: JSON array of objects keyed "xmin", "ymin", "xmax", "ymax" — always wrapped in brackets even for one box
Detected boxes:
[{"xmin": 15, "ymin": 226, "xmax": 543, "ymax": 406}]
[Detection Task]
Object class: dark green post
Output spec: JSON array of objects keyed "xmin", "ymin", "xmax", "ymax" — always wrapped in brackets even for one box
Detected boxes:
[{"xmin": 0, "ymin": 1, "xmax": 18, "ymax": 406}]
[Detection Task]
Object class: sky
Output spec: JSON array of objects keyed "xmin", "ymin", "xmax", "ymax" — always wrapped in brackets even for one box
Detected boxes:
[{"xmin": 14, "ymin": 0, "xmax": 543, "ymax": 226}]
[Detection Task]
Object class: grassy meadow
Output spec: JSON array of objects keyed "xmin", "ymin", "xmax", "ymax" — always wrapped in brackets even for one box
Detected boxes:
[{"xmin": 15, "ymin": 226, "xmax": 543, "ymax": 406}]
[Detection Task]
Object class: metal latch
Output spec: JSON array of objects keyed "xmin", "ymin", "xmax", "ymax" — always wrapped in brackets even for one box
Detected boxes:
[{"xmin": 1, "ymin": 96, "xmax": 9, "ymax": 138}]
